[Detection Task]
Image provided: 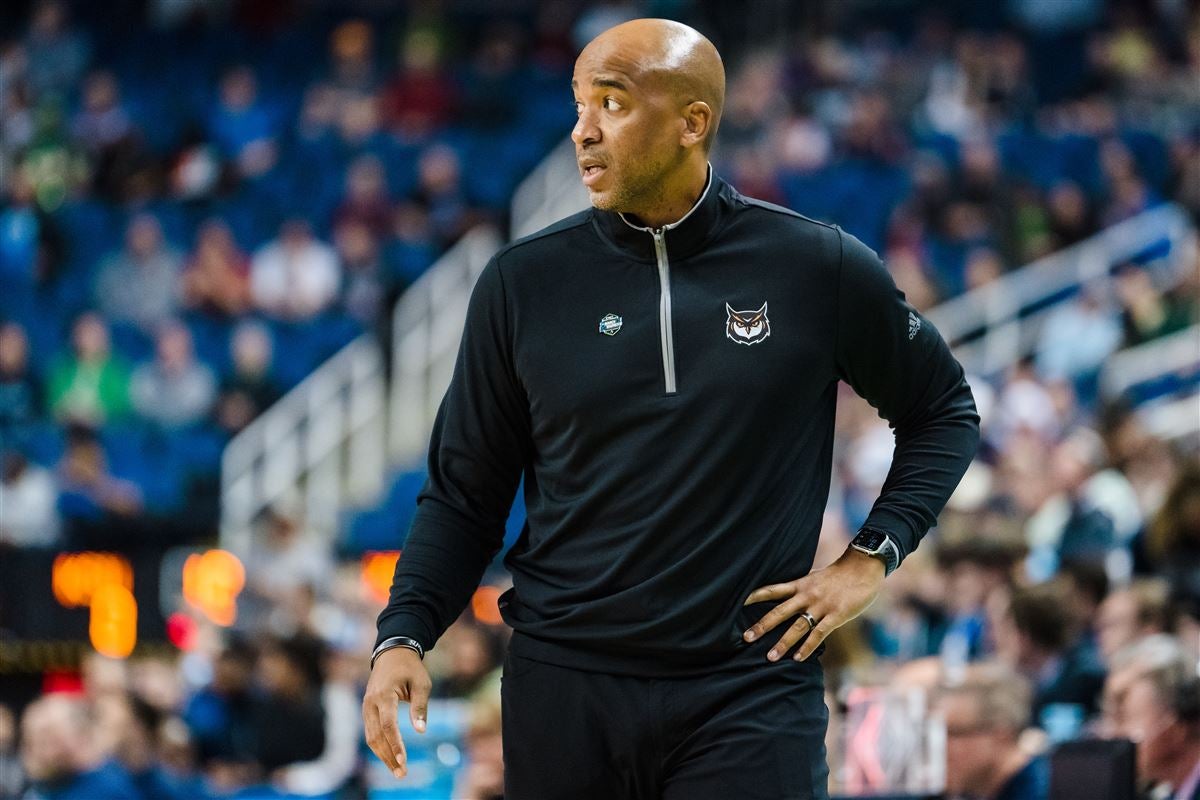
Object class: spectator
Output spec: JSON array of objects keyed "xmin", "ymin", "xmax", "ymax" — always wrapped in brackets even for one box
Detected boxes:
[
  {"xmin": 0, "ymin": 449, "xmax": 59, "ymax": 548},
  {"xmin": 383, "ymin": 30, "xmax": 458, "ymax": 139},
  {"xmin": 989, "ymin": 581, "xmax": 1107, "ymax": 726},
  {"xmin": 250, "ymin": 219, "xmax": 340, "ymax": 321},
  {"xmin": 181, "ymin": 218, "xmax": 252, "ymax": 317},
  {"xmin": 47, "ymin": 312, "xmax": 131, "ymax": 426},
  {"xmin": 1025, "ymin": 426, "xmax": 1142, "ymax": 568},
  {"xmin": 19, "ymin": 694, "xmax": 140, "ymax": 800},
  {"xmin": 1034, "ymin": 286, "xmax": 1124, "ymax": 387},
  {"xmin": 1101, "ymin": 635, "xmax": 1200, "ymax": 799},
  {"xmin": 0, "ymin": 704, "xmax": 19, "ymax": 798},
  {"xmin": 0, "ymin": 321, "xmax": 41, "ymax": 435},
  {"xmin": 183, "ymin": 637, "xmax": 258, "ymax": 764},
  {"xmin": 97, "ymin": 693, "xmax": 193, "ymax": 800},
  {"xmin": 55, "ymin": 425, "xmax": 142, "ymax": 536},
  {"xmin": 432, "ymin": 620, "xmax": 505, "ymax": 700},
  {"xmin": 23, "ymin": 0, "xmax": 91, "ymax": 98},
  {"xmin": 1142, "ymin": 465, "xmax": 1200, "ymax": 600},
  {"xmin": 333, "ymin": 154, "xmax": 392, "ymax": 238},
  {"xmin": 252, "ymin": 634, "xmax": 327, "ymax": 771},
  {"xmin": 413, "ymin": 144, "xmax": 484, "ymax": 248},
  {"xmin": 936, "ymin": 661, "xmax": 1050, "ymax": 800},
  {"xmin": 274, "ymin": 643, "xmax": 361, "ymax": 797},
  {"xmin": 1113, "ymin": 263, "xmax": 1193, "ymax": 347},
  {"xmin": 94, "ymin": 214, "xmax": 183, "ymax": 333},
  {"xmin": 245, "ymin": 504, "xmax": 333, "ymax": 607},
  {"xmin": 69, "ymin": 70, "xmax": 133, "ymax": 154},
  {"xmin": 335, "ymin": 218, "xmax": 386, "ymax": 326},
  {"xmin": 130, "ymin": 320, "xmax": 217, "ymax": 429},
  {"xmin": 216, "ymin": 319, "xmax": 280, "ymax": 428},
  {"xmin": 208, "ymin": 65, "xmax": 278, "ymax": 174},
  {"xmin": 1095, "ymin": 578, "xmax": 1173, "ymax": 665},
  {"xmin": 383, "ymin": 201, "xmax": 438, "ymax": 288}
]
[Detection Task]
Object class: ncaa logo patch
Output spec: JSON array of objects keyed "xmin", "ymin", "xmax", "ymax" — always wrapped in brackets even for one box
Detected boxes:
[
  {"xmin": 598, "ymin": 313, "xmax": 623, "ymax": 336},
  {"xmin": 725, "ymin": 301, "xmax": 770, "ymax": 345}
]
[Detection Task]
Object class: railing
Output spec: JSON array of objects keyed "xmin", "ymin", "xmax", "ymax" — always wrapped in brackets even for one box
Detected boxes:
[
  {"xmin": 926, "ymin": 203, "xmax": 1197, "ymax": 378},
  {"xmin": 1101, "ymin": 324, "xmax": 1200, "ymax": 448},
  {"xmin": 509, "ymin": 138, "xmax": 589, "ymax": 240},
  {"xmin": 388, "ymin": 226, "xmax": 504, "ymax": 467},
  {"xmin": 220, "ymin": 334, "xmax": 386, "ymax": 557}
]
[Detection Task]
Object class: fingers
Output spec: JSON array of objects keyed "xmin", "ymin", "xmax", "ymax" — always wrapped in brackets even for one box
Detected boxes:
[
  {"xmin": 763, "ymin": 610, "xmax": 820, "ymax": 661},
  {"xmin": 363, "ymin": 693, "xmax": 406, "ymax": 779},
  {"xmin": 742, "ymin": 582, "xmax": 796, "ymax": 606},
  {"xmin": 377, "ymin": 689, "xmax": 408, "ymax": 778},
  {"xmin": 409, "ymin": 672, "xmax": 433, "ymax": 735},
  {"xmin": 742, "ymin": 591, "xmax": 805, "ymax": 643},
  {"xmin": 794, "ymin": 614, "xmax": 839, "ymax": 662}
]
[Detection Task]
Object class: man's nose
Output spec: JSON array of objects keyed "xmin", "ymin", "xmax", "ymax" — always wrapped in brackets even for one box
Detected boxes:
[{"xmin": 572, "ymin": 110, "xmax": 600, "ymax": 146}]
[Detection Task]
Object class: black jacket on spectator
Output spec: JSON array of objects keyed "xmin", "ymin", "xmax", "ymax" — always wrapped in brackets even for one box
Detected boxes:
[{"xmin": 377, "ymin": 168, "xmax": 981, "ymax": 676}]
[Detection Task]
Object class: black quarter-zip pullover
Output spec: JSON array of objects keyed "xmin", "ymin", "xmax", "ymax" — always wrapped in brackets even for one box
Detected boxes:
[{"xmin": 376, "ymin": 167, "xmax": 981, "ymax": 676}]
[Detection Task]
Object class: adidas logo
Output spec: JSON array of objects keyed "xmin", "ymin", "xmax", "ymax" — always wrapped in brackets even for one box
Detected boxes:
[{"xmin": 908, "ymin": 311, "xmax": 921, "ymax": 340}]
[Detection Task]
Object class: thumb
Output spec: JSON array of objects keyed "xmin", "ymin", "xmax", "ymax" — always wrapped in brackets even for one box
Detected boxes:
[{"xmin": 409, "ymin": 678, "xmax": 431, "ymax": 734}]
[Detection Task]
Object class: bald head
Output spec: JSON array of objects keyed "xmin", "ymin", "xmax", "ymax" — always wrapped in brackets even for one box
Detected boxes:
[{"xmin": 576, "ymin": 18, "xmax": 724, "ymax": 151}]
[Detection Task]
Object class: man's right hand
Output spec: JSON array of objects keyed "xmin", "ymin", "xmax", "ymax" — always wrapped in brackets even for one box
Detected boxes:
[{"xmin": 362, "ymin": 646, "xmax": 433, "ymax": 779}]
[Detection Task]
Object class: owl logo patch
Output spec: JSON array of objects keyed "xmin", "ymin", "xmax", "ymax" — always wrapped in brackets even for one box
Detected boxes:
[{"xmin": 725, "ymin": 301, "xmax": 770, "ymax": 345}]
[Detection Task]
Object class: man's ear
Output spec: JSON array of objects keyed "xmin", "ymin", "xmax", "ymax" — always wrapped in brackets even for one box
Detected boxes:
[{"xmin": 680, "ymin": 100, "xmax": 713, "ymax": 149}]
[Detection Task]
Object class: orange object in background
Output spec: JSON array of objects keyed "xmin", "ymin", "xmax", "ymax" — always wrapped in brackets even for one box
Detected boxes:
[
  {"xmin": 471, "ymin": 584, "xmax": 504, "ymax": 625},
  {"xmin": 181, "ymin": 549, "xmax": 245, "ymax": 626},
  {"xmin": 89, "ymin": 583, "xmax": 138, "ymax": 659},
  {"xmin": 51, "ymin": 552, "xmax": 133, "ymax": 608},
  {"xmin": 360, "ymin": 551, "xmax": 401, "ymax": 605}
]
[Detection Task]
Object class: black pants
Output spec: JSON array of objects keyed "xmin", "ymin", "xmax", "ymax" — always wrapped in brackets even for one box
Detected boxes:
[{"xmin": 500, "ymin": 645, "xmax": 831, "ymax": 799}]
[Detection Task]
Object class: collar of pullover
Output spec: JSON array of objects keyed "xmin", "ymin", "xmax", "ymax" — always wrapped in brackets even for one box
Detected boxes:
[{"xmin": 590, "ymin": 163, "xmax": 724, "ymax": 263}]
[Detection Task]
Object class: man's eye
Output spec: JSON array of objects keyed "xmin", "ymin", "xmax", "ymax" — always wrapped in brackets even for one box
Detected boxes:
[
  {"xmin": 603, "ymin": 97, "xmax": 620, "ymax": 111},
  {"xmin": 573, "ymin": 100, "xmax": 583, "ymax": 115}
]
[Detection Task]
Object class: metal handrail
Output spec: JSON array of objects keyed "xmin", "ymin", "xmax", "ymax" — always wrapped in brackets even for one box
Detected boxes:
[
  {"xmin": 220, "ymin": 334, "xmax": 386, "ymax": 557},
  {"xmin": 925, "ymin": 203, "xmax": 1196, "ymax": 377}
]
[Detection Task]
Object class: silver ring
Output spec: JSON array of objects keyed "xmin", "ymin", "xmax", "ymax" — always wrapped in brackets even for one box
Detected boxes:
[{"xmin": 799, "ymin": 611, "xmax": 817, "ymax": 630}]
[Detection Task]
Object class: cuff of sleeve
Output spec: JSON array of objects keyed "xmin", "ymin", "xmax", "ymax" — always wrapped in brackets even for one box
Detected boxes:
[{"xmin": 375, "ymin": 611, "xmax": 435, "ymax": 654}]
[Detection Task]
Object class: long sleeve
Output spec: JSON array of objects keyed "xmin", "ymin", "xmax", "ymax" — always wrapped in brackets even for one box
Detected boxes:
[
  {"xmin": 375, "ymin": 254, "xmax": 532, "ymax": 652},
  {"xmin": 834, "ymin": 227, "xmax": 981, "ymax": 564}
]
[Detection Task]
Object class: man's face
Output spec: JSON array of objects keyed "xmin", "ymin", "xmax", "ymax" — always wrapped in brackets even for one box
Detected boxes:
[
  {"xmin": 940, "ymin": 692, "xmax": 1006, "ymax": 795},
  {"xmin": 1096, "ymin": 591, "xmax": 1138, "ymax": 663},
  {"xmin": 571, "ymin": 45, "xmax": 685, "ymax": 215},
  {"xmin": 1109, "ymin": 675, "xmax": 1183, "ymax": 781},
  {"xmin": 20, "ymin": 704, "xmax": 78, "ymax": 782}
]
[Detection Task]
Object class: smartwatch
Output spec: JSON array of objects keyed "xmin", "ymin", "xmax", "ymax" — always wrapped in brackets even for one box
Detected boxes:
[{"xmin": 848, "ymin": 528, "xmax": 902, "ymax": 577}]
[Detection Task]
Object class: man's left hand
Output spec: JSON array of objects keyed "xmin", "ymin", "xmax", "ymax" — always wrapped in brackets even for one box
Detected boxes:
[{"xmin": 741, "ymin": 547, "xmax": 887, "ymax": 662}]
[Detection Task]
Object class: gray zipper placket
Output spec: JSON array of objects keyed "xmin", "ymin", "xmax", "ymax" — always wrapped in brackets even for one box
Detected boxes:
[
  {"xmin": 651, "ymin": 227, "xmax": 677, "ymax": 394},
  {"xmin": 616, "ymin": 163, "xmax": 714, "ymax": 397}
]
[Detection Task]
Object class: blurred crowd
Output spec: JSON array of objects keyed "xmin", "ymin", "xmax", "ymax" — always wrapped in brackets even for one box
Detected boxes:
[{"xmin": 1, "ymin": 0, "xmax": 1199, "ymax": 798}]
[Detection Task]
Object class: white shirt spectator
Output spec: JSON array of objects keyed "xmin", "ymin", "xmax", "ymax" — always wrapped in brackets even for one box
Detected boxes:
[
  {"xmin": 251, "ymin": 222, "xmax": 341, "ymax": 320},
  {"xmin": 0, "ymin": 457, "xmax": 60, "ymax": 547}
]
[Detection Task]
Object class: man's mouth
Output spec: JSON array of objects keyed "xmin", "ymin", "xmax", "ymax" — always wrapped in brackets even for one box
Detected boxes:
[{"xmin": 579, "ymin": 158, "xmax": 607, "ymax": 186}]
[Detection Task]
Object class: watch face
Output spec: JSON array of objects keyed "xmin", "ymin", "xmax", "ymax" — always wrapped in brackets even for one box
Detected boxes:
[{"xmin": 855, "ymin": 529, "xmax": 888, "ymax": 552}]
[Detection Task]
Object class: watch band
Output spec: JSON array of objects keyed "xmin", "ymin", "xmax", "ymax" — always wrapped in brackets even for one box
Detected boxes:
[
  {"xmin": 370, "ymin": 635, "xmax": 425, "ymax": 669},
  {"xmin": 849, "ymin": 528, "xmax": 901, "ymax": 577}
]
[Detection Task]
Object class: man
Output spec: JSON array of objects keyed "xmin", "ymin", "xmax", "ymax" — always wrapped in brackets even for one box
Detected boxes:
[
  {"xmin": 1101, "ymin": 635, "xmax": 1200, "ymax": 800},
  {"xmin": 989, "ymin": 580, "xmax": 1107, "ymax": 725},
  {"xmin": 19, "ymin": 694, "xmax": 141, "ymax": 800},
  {"xmin": 937, "ymin": 662, "xmax": 1050, "ymax": 800},
  {"xmin": 1096, "ymin": 578, "xmax": 1173, "ymax": 665},
  {"xmin": 363, "ymin": 17, "xmax": 980, "ymax": 799}
]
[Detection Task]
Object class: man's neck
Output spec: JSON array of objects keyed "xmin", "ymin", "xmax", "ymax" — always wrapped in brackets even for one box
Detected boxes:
[
  {"xmin": 982, "ymin": 747, "xmax": 1032, "ymax": 800},
  {"xmin": 1164, "ymin": 740, "xmax": 1200, "ymax": 794},
  {"xmin": 623, "ymin": 160, "xmax": 709, "ymax": 230}
]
